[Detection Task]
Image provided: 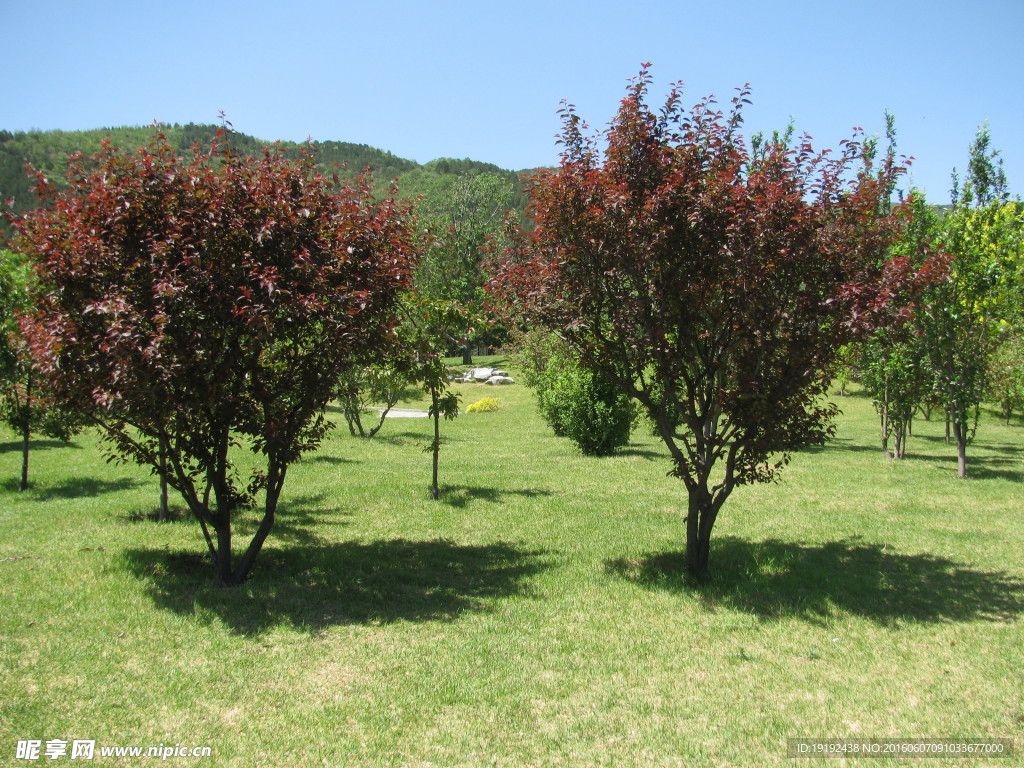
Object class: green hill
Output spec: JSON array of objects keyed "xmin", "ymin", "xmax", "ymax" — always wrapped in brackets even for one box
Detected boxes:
[{"xmin": 1, "ymin": 124, "xmax": 529, "ymax": 242}]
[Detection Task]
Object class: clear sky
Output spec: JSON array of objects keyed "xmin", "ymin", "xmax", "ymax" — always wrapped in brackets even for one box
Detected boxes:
[{"xmin": 2, "ymin": 0, "xmax": 1021, "ymax": 202}]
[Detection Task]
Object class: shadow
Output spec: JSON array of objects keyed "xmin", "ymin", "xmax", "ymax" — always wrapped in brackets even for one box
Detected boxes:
[
  {"xmin": 832, "ymin": 389, "xmax": 873, "ymax": 400},
  {"xmin": 269, "ymin": 497, "xmax": 353, "ymax": 546},
  {"xmin": 605, "ymin": 536, "xmax": 1024, "ymax": 625},
  {"xmin": 375, "ymin": 430, "xmax": 459, "ymax": 447},
  {"xmin": 27, "ymin": 476, "xmax": 144, "ymax": 501},
  {"xmin": 802, "ymin": 438, "xmax": 882, "ymax": 455},
  {"xmin": 903, "ymin": 445, "xmax": 1024, "ymax": 482},
  {"xmin": 306, "ymin": 455, "xmax": 356, "ymax": 465},
  {"xmin": 377, "ymin": 435, "xmax": 412, "ymax": 447},
  {"xmin": 964, "ymin": 463, "xmax": 1024, "ymax": 482},
  {"xmin": 440, "ymin": 485, "xmax": 556, "ymax": 509},
  {"xmin": 615, "ymin": 447, "xmax": 666, "ymax": 461},
  {"xmin": 0, "ymin": 439, "xmax": 82, "ymax": 455},
  {"xmin": 123, "ymin": 507, "xmax": 188, "ymax": 523},
  {"xmin": 123, "ymin": 538, "xmax": 552, "ymax": 635}
]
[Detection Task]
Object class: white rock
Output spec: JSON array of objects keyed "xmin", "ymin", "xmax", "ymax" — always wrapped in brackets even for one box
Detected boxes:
[
  {"xmin": 484, "ymin": 375, "xmax": 515, "ymax": 385},
  {"xmin": 468, "ymin": 367, "xmax": 495, "ymax": 381}
]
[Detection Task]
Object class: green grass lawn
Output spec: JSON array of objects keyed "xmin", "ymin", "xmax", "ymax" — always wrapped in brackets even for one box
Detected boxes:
[{"xmin": 2, "ymin": 358, "xmax": 1022, "ymax": 767}]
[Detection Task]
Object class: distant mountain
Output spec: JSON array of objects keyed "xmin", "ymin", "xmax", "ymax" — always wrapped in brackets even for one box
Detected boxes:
[{"xmin": 1, "ymin": 124, "xmax": 530, "ymax": 242}]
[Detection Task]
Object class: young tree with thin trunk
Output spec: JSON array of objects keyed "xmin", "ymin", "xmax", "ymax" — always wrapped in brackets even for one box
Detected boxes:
[
  {"xmin": 490, "ymin": 68, "xmax": 924, "ymax": 576},
  {"xmin": 0, "ymin": 250, "xmax": 80, "ymax": 490},
  {"xmin": 401, "ymin": 295, "xmax": 471, "ymax": 499},
  {"xmin": 14, "ymin": 131, "xmax": 414, "ymax": 584}
]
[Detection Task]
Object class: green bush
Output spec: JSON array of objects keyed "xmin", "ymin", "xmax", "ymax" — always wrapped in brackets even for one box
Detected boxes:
[{"xmin": 539, "ymin": 365, "xmax": 634, "ymax": 456}]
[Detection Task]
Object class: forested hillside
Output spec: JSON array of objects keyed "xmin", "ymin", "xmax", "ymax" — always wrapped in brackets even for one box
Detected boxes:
[{"xmin": 0, "ymin": 124, "xmax": 529, "ymax": 241}]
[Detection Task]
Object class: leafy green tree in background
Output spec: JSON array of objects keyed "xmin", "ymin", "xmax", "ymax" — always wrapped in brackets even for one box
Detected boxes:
[
  {"xmin": 540, "ymin": 364, "xmax": 635, "ymax": 457},
  {"xmin": 509, "ymin": 327, "xmax": 635, "ymax": 455},
  {"xmin": 917, "ymin": 126, "xmax": 1022, "ymax": 476},
  {"xmin": 950, "ymin": 122, "xmax": 1008, "ymax": 208},
  {"xmin": 859, "ymin": 331, "xmax": 930, "ymax": 459},
  {"xmin": 337, "ymin": 359, "xmax": 410, "ymax": 439},
  {"xmin": 988, "ymin": 332, "xmax": 1024, "ymax": 425},
  {"xmin": 0, "ymin": 250, "xmax": 81, "ymax": 490},
  {"xmin": 857, "ymin": 192, "xmax": 945, "ymax": 459},
  {"xmin": 400, "ymin": 295, "xmax": 475, "ymax": 499},
  {"xmin": 919, "ymin": 201, "xmax": 1023, "ymax": 476},
  {"xmin": 416, "ymin": 173, "xmax": 517, "ymax": 364}
]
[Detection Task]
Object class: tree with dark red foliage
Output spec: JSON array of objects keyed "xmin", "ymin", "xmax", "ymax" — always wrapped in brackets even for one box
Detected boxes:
[
  {"xmin": 490, "ymin": 69, "xmax": 931, "ymax": 576},
  {"xmin": 14, "ymin": 130, "xmax": 414, "ymax": 584}
]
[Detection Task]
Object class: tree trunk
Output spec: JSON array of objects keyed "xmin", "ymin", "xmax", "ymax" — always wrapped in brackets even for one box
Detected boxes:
[
  {"xmin": 893, "ymin": 424, "xmax": 906, "ymax": 460},
  {"xmin": 159, "ymin": 475, "xmax": 169, "ymax": 520},
  {"xmin": 157, "ymin": 439, "xmax": 170, "ymax": 521},
  {"xmin": 20, "ymin": 420, "xmax": 30, "ymax": 492},
  {"xmin": 364, "ymin": 406, "xmax": 390, "ymax": 439},
  {"xmin": 461, "ymin": 338, "xmax": 473, "ymax": 366},
  {"xmin": 19, "ymin": 372, "xmax": 31, "ymax": 491},
  {"xmin": 233, "ymin": 465, "xmax": 285, "ymax": 584},
  {"xmin": 684, "ymin": 486, "xmax": 714, "ymax": 577},
  {"xmin": 879, "ymin": 378, "xmax": 891, "ymax": 458},
  {"xmin": 431, "ymin": 389, "xmax": 441, "ymax": 500},
  {"xmin": 214, "ymin": 520, "xmax": 234, "ymax": 585},
  {"xmin": 950, "ymin": 410, "xmax": 968, "ymax": 479},
  {"xmin": 209, "ymin": 461, "xmax": 288, "ymax": 585}
]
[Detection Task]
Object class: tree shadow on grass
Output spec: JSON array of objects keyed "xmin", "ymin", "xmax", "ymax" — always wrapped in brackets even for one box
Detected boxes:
[
  {"xmin": 270, "ymin": 498, "xmax": 354, "ymax": 546},
  {"xmin": 123, "ymin": 538, "xmax": 552, "ymax": 635},
  {"xmin": 305, "ymin": 455, "xmax": 357, "ymax": 466},
  {"xmin": 615, "ymin": 447, "xmax": 666, "ymax": 461},
  {"xmin": 903, "ymin": 440, "xmax": 1024, "ymax": 481},
  {"xmin": 26, "ymin": 476, "xmax": 145, "ymax": 501},
  {"xmin": 606, "ymin": 536, "xmax": 1024, "ymax": 626},
  {"xmin": 440, "ymin": 485, "xmax": 555, "ymax": 509},
  {"xmin": 801, "ymin": 438, "xmax": 881, "ymax": 455},
  {"xmin": 0, "ymin": 439, "xmax": 81, "ymax": 455}
]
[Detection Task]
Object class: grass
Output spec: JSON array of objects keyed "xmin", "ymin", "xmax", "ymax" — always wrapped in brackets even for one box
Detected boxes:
[{"xmin": 1, "ymin": 357, "xmax": 1022, "ymax": 767}]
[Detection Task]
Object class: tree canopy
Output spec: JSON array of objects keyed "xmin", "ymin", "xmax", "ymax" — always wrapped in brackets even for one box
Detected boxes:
[{"xmin": 490, "ymin": 68, "xmax": 927, "ymax": 575}]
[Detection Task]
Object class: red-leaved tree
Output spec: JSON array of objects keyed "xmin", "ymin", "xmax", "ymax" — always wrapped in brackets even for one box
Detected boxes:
[
  {"xmin": 14, "ymin": 130, "xmax": 414, "ymax": 584},
  {"xmin": 490, "ymin": 69, "xmax": 926, "ymax": 576}
]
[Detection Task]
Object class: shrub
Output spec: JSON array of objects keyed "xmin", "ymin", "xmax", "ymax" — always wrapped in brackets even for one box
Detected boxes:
[
  {"xmin": 466, "ymin": 397, "xmax": 502, "ymax": 413},
  {"xmin": 540, "ymin": 365, "xmax": 634, "ymax": 456}
]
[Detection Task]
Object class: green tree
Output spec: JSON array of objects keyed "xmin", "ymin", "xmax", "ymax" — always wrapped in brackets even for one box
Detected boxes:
[
  {"xmin": 951, "ymin": 123, "xmax": 1009, "ymax": 207},
  {"xmin": 337, "ymin": 360, "xmax": 410, "ymax": 439},
  {"xmin": 400, "ymin": 296, "xmax": 473, "ymax": 499},
  {"xmin": 0, "ymin": 250, "xmax": 81, "ymax": 490},
  {"xmin": 920, "ymin": 200, "xmax": 1023, "ymax": 477},
  {"xmin": 859, "ymin": 332, "xmax": 930, "ymax": 459},
  {"xmin": 988, "ymin": 333, "xmax": 1024, "ymax": 425},
  {"xmin": 416, "ymin": 173, "xmax": 517, "ymax": 363},
  {"xmin": 856, "ymin": 194, "xmax": 942, "ymax": 459}
]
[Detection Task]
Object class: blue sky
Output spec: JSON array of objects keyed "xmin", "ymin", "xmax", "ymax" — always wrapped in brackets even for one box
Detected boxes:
[{"xmin": 3, "ymin": 0, "xmax": 1022, "ymax": 202}]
